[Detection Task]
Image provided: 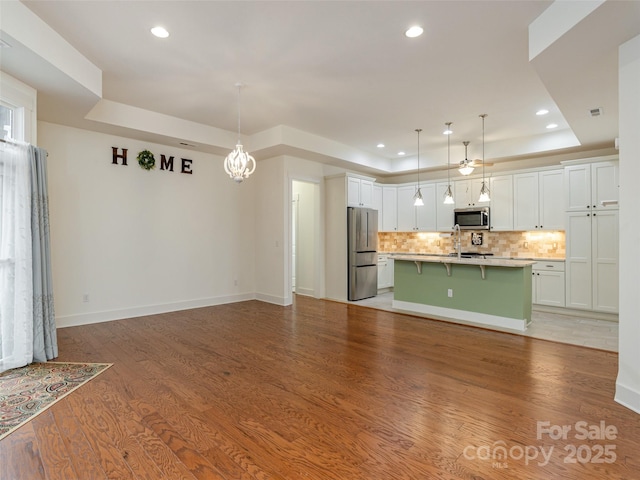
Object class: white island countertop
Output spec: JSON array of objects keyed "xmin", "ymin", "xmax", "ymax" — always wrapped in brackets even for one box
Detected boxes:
[{"xmin": 389, "ymin": 253, "xmax": 536, "ymax": 268}]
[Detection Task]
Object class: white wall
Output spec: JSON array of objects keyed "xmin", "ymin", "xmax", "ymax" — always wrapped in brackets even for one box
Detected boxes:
[
  {"xmin": 40, "ymin": 122, "xmax": 256, "ymax": 327},
  {"xmin": 253, "ymin": 156, "xmax": 288, "ymax": 305},
  {"xmin": 254, "ymin": 155, "xmax": 332, "ymax": 306},
  {"xmin": 324, "ymin": 175, "xmax": 348, "ymax": 301},
  {"xmin": 286, "ymin": 156, "xmax": 333, "ymax": 301},
  {"xmin": 616, "ymin": 34, "xmax": 640, "ymax": 414}
]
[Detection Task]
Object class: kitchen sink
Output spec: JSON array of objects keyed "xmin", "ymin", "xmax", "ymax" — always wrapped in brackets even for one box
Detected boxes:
[{"xmin": 448, "ymin": 252, "xmax": 493, "ymax": 259}]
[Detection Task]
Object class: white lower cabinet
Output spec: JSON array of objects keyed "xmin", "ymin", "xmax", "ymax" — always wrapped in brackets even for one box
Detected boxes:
[
  {"xmin": 565, "ymin": 210, "xmax": 618, "ymax": 313},
  {"xmin": 532, "ymin": 261, "xmax": 565, "ymax": 307},
  {"xmin": 377, "ymin": 255, "xmax": 394, "ymax": 290}
]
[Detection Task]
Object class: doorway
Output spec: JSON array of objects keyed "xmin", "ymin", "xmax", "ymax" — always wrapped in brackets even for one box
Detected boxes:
[{"xmin": 291, "ymin": 180, "xmax": 319, "ymax": 297}]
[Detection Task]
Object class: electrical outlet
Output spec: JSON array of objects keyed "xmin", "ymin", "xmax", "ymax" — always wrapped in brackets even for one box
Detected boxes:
[
  {"xmin": 448, "ymin": 289, "xmax": 453, "ymax": 298},
  {"xmin": 82, "ymin": 294, "xmax": 89, "ymax": 303}
]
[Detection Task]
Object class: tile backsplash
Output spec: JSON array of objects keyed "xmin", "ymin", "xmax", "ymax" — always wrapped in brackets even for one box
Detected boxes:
[{"xmin": 378, "ymin": 230, "xmax": 565, "ymax": 259}]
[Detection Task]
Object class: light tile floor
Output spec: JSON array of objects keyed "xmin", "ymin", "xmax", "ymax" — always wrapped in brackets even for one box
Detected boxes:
[{"xmin": 354, "ymin": 292, "xmax": 618, "ymax": 352}]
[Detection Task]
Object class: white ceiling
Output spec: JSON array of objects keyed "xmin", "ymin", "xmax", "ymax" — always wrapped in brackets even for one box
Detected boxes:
[{"xmin": 2, "ymin": 0, "xmax": 639, "ymax": 178}]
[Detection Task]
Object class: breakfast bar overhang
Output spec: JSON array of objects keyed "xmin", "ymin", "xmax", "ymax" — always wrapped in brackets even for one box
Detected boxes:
[{"xmin": 391, "ymin": 255, "xmax": 536, "ymax": 332}]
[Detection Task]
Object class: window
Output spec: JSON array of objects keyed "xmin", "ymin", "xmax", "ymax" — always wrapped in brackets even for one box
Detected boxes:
[
  {"xmin": 0, "ymin": 71, "xmax": 36, "ymax": 143},
  {"xmin": 1, "ymin": 103, "xmax": 13, "ymax": 140}
]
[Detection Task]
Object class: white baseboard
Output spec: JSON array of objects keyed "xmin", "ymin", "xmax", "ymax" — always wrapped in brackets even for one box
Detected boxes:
[
  {"xmin": 293, "ymin": 287, "xmax": 315, "ymax": 297},
  {"xmin": 255, "ymin": 292, "xmax": 289, "ymax": 306},
  {"xmin": 533, "ymin": 305, "xmax": 619, "ymax": 322},
  {"xmin": 615, "ymin": 382, "xmax": 640, "ymax": 414},
  {"xmin": 56, "ymin": 293, "xmax": 256, "ymax": 328},
  {"xmin": 392, "ymin": 300, "xmax": 529, "ymax": 332}
]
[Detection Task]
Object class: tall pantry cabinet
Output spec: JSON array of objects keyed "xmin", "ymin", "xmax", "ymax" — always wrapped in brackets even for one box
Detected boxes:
[{"xmin": 564, "ymin": 160, "xmax": 619, "ymax": 313}]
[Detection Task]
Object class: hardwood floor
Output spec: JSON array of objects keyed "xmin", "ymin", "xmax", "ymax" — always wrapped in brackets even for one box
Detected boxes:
[{"xmin": 2, "ymin": 296, "xmax": 639, "ymax": 479}]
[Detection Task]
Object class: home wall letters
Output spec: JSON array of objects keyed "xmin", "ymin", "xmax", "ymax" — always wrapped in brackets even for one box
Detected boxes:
[{"xmin": 111, "ymin": 147, "xmax": 193, "ymax": 175}]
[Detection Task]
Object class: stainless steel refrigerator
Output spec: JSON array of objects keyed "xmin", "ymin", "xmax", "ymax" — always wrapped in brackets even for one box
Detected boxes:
[{"xmin": 347, "ymin": 207, "xmax": 378, "ymax": 301}]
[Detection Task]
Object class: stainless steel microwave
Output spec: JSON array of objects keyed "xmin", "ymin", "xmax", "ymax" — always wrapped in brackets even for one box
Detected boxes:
[{"xmin": 454, "ymin": 206, "xmax": 490, "ymax": 230}]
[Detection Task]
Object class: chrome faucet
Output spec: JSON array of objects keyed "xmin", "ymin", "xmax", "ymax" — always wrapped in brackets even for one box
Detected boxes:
[{"xmin": 453, "ymin": 224, "xmax": 461, "ymax": 259}]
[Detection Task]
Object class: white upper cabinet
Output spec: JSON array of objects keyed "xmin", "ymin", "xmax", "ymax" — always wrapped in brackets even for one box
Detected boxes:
[
  {"xmin": 513, "ymin": 172, "xmax": 538, "ymax": 230},
  {"xmin": 489, "ymin": 175, "xmax": 513, "ymax": 231},
  {"xmin": 539, "ymin": 170, "xmax": 565, "ymax": 229},
  {"xmin": 436, "ymin": 182, "xmax": 456, "ymax": 231},
  {"xmin": 513, "ymin": 169, "xmax": 564, "ymax": 230},
  {"xmin": 347, "ymin": 176, "xmax": 375, "ymax": 208},
  {"xmin": 416, "ymin": 183, "xmax": 437, "ymax": 231},
  {"xmin": 564, "ymin": 161, "xmax": 619, "ymax": 212},
  {"xmin": 372, "ymin": 184, "xmax": 383, "ymax": 231},
  {"xmin": 381, "ymin": 186, "xmax": 398, "ymax": 232},
  {"xmin": 397, "ymin": 183, "xmax": 436, "ymax": 232},
  {"xmin": 396, "ymin": 185, "xmax": 417, "ymax": 231},
  {"xmin": 454, "ymin": 178, "xmax": 486, "ymax": 208}
]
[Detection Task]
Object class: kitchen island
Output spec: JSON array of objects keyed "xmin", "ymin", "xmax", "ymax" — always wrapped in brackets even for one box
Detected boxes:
[{"xmin": 391, "ymin": 254, "xmax": 536, "ymax": 331}]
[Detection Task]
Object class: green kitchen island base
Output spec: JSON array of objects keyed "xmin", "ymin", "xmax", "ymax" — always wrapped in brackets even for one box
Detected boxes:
[{"xmin": 392, "ymin": 255, "xmax": 535, "ymax": 332}]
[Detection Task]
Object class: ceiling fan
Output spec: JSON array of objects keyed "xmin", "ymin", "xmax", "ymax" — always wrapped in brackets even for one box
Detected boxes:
[
  {"xmin": 452, "ymin": 158, "xmax": 495, "ymax": 170},
  {"xmin": 423, "ymin": 158, "xmax": 494, "ymax": 174},
  {"xmin": 449, "ymin": 141, "xmax": 493, "ymax": 174}
]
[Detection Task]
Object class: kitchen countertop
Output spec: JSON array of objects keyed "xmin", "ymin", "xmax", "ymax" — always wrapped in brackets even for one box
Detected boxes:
[
  {"xmin": 379, "ymin": 252, "xmax": 563, "ymax": 263},
  {"xmin": 390, "ymin": 253, "xmax": 536, "ymax": 268}
]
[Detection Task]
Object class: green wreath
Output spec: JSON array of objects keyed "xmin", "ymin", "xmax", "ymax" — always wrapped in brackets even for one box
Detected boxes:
[{"xmin": 137, "ymin": 149, "xmax": 156, "ymax": 170}]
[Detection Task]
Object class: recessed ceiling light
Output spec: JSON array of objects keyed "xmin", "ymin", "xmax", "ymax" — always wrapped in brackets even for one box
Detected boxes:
[
  {"xmin": 151, "ymin": 26, "xmax": 169, "ymax": 38},
  {"xmin": 546, "ymin": 123, "xmax": 558, "ymax": 129},
  {"xmin": 405, "ymin": 26, "xmax": 424, "ymax": 38},
  {"xmin": 536, "ymin": 109, "xmax": 549, "ymax": 116},
  {"xmin": 398, "ymin": 151, "xmax": 406, "ymax": 156},
  {"xmin": 377, "ymin": 143, "xmax": 385, "ymax": 148}
]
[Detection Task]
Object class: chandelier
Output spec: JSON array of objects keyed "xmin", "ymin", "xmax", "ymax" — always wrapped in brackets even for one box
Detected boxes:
[{"xmin": 224, "ymin": 83, "xmax": 256, "ymax": 183}]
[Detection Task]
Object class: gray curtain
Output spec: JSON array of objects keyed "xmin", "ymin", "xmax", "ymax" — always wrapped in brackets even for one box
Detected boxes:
[{"xmin": 29, "ymin": 145, "xmax": 57, "ymax": 362}]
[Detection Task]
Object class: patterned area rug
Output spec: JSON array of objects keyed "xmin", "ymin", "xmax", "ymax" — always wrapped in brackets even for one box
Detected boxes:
[{"xmin": 0, "ymin": 362, "xmax": 112, "ymax": 441}]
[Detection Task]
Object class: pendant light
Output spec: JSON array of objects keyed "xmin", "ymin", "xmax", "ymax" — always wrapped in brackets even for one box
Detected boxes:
[
  {"xmin": 224, "ymin": 82, "xmax": 256, "ymax": 183},
  {"xmin": 443, "ymin": 122, "xmax": 454, "ymax": 205},
  {"xmin": 478, "ymin": 114, "xmax": 490, "ymax": 202},
  {"xmin": 458, "ymin": 141, "xmax": 474, "ymax": 175},
  {"xmin": 413, "ymin": 128, "xmax": 424, "ymax": 206}
]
